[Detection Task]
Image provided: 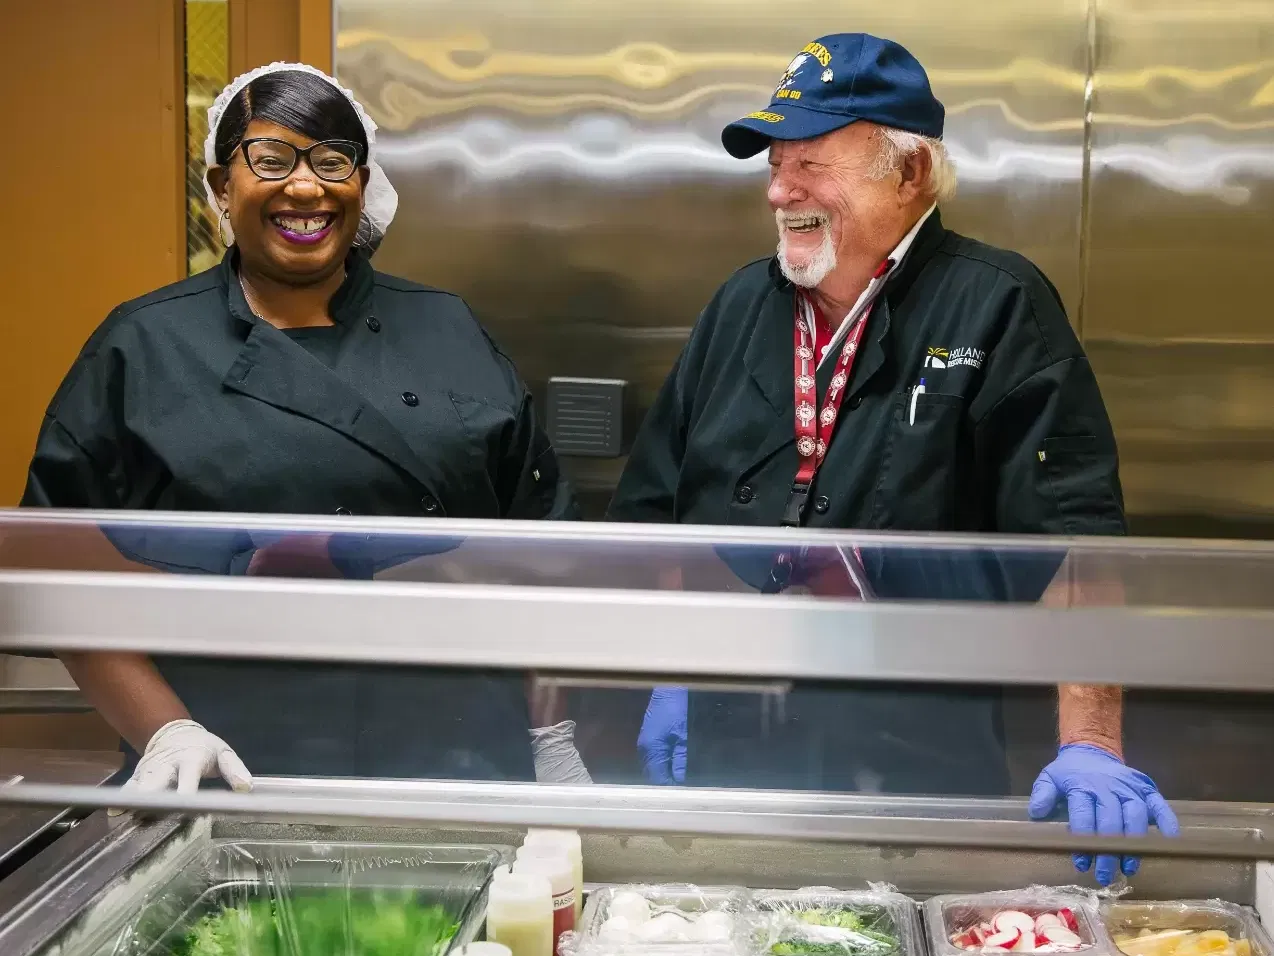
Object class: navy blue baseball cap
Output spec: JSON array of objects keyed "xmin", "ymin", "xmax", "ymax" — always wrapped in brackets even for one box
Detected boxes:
[{"xmin": 722, "ymin": 33, "xmax": 944, "ymax": 159}]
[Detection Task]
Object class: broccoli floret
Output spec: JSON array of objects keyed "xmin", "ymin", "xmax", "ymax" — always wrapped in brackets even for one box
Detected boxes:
[
  {"xmin": 770, "ymin": 906, "xmax": 902, "ymax": 956},
  {"xmin": 178, "ymin": 893, "xmax": 458, "ymax": 956}
]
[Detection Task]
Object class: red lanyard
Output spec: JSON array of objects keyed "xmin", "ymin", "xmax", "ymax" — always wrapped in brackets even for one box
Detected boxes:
[
  {"xmin": 780, "ymin": 259, "xmax": 891, "ymax": 528},
  {"xmin": 792, "ymin": 292, "xmax": 870, "ymax": 484},
  {"xmin": 766, "ymin": 262, "xmax": 891, "ymax": 592}
]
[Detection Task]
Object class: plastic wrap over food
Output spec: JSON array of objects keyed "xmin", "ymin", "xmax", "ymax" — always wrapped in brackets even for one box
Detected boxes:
[
  {"xmin": 751, "ymin": 884, "xmax": 921, "ymax": 956},
  {"xmin": 563, "ymin": 884, "xmax": 752, "ymax": 955},
  {"xmin": 76, "ymin": 840, "xmax": 509, "ymax": 956},
  {"xmin": 1101, "ymin": 900, "xmax": 1274, "ymax": 956},
  {"xmin": 561, "ymin": 882, "xmax": 923, "ymax": 956},
  {"xmin": 925, "ymin": 886, "xmax": 1113, "ymax": 956}
]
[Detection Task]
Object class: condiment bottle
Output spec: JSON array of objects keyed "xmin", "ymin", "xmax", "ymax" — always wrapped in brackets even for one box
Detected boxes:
[
  {"xmin": 513, "ymin": 854, "xmax": 576, "ymax": 956},
  {"xmin": 459, "ymin": 946, "xmax": 513, "ymax": 956},
  {"xmin": 487, "ymin": 865, "xmax": 553, "ymax": 956},
  {"xmin": 522, "ymin": 829, "xmax": 583, "ymax": 921}
]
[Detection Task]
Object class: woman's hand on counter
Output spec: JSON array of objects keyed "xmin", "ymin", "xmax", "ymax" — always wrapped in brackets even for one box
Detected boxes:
[
  {"xmin": 126, "ymin": 719, "xmax": 253, "ymax": 795},
  {"xmin": 530, "ymin": 720, "xmax": 594, "ymax": 784},
  {"xmin": 1027, "ymin": 743, "xmax": 1179, "ymax": 886}
]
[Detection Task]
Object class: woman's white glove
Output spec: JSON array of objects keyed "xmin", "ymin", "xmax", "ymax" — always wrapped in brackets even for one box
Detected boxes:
[
  {"xmin": 530, "ymin": 720, "xmax": 593, "ymax": 785},
  {"xmin": 128, "ymin": 719, "xmax": 253, "ymax": 794}
]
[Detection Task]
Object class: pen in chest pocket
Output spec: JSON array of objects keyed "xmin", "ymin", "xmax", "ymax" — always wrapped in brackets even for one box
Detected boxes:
[{"xmin": 909, "ymin": 378, "xmax": 927, "ymax": 426}]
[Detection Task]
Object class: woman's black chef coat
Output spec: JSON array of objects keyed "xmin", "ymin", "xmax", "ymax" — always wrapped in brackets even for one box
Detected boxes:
[
  {"xmin": 608, "ymin": 209, "xmax": 1126, "ymax": 796},
  {"xmin": 26, "ymin": 249, "xmax": 575, "ymax": 522},
  {"xmin": 23, "ymin": 249, "xmax": 578, "ymax": 781}
]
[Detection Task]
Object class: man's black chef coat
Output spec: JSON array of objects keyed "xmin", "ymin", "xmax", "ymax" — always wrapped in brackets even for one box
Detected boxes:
[
  {"xmin": 23, "ymin": 249, "xmax": 578, "ymax": 781},
  {"xmin": 608, "ymin": 209, "xmax": 1125, "ymax": 795}
]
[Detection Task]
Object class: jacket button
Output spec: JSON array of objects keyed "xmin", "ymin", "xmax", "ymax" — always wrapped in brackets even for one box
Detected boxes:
[
  {"xmin": 401, "ymin": 391, "xmax": 419, "ymax": 407},
  {"xmin": 734, "ymin": 485, "xmax": 754, "ymax": 504},
  {"xmin": 334, "ymin": 506, "xmax": 352, "ymax": 516},
  {"xmin": 366, "ymin": 315, "xmax": 381, "ymax": 333},
  {"xmin": 421, "ymin": 494, "xmax": 439, "ymax": 513},
  {"xmin": 848, "ymin": 395, "xmax": 863, "ymax": 410},
  {"xmin": 813, "ymin": 496, "xmax": 830, "ymax": 514}
]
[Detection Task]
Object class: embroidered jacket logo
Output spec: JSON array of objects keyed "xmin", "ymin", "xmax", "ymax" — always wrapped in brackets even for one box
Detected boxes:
[
  {"xmin": 949, "ymin": 346, "xmax": 986, "ymax": 369},
  {"xmin": 926, "ymin": 346, "xmax": 985, "ymax": 370}
]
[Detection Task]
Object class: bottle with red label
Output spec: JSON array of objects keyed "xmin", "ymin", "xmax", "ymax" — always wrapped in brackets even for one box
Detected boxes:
[
  {"xmin": 522, "ymin": 829, "xmax": 583, "ymax": 922},
  {"xmin": 512, "ymin": 852, "xmax": 576, "ymax": 956}
]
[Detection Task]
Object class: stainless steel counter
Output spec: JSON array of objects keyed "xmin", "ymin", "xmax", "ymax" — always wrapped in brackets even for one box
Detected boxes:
[
  {"xmin": 0, "ymin": 780, "xmax": 1271, "ymax": 956},
  {"xmin": 0, "ymin": 750, "xmax": 120, "ymax": 871},
  {"xmin": 0, "ymin": 690, "xmax": 89, "ymax": 715}
]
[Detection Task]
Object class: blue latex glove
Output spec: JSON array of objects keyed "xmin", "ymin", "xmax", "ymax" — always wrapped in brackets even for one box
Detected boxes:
[
  {"xmin": 637, "ymin": 686, "xmax": 688, "ymax": 784},
  {"xmin": 1029, "ymin": 743, "xmax": 1179, "ymax": 886}
]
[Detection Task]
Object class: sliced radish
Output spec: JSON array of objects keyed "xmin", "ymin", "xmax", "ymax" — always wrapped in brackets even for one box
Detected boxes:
[
  {"xmin": 972, "ymin": 927, "xmax": 989, "ymax": 945},
  {"xmin": 1035, "ymin": 934, "xmax": 1052, "ymax": 948},
  {"xmin": 995, "ymin": 913, "xmax": 1038, "ymax": 937},
  {"xmin": 1036, "ymin": 915, "xmax": 1064, "ymax": 932},
  {"xmin": 1013, "ymin": 932, "xmax": 1037, "ymax": 952},
  {"xmin": 1058, "ymin": 909, "xmax": 1079, "ymax": 933},
  {"xmin": 1042, "ymin": 926, "xmax": 1083, "ymax": 948},
  {"xmin": 986, "ymin": 929, "xmax": 1023, "ymax": 949},
  {"xmin": 952, "ymin": 931, "xmax": 977, "ymax": 948}
]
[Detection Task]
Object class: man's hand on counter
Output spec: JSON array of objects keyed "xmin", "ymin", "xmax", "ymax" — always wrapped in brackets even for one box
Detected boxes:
[
  {"xmin": 1028, "ymin": 743, "xmax": 1179, "ymax": 886},
  {"xmin": 637, "ymin": 686, "xmax": 688, "ymax": 785},
  {"xmin": 127, "ymin": 719, "xmax": 254, "ymax": 795}
]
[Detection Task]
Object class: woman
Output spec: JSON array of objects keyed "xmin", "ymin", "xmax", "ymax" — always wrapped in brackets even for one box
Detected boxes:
[{"xmin": 22, "ymin": 63, "xmax": 583, "ymax": 792}]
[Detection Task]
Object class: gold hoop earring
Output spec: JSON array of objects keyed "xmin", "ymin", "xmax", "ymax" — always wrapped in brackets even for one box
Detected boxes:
[{"xmin": 217, "ymin": 208, "xmax": 233, "ymax": 247}]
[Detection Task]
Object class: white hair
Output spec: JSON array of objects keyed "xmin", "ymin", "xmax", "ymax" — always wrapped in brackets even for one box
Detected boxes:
[{"xmin": 867, "ymin": 127, "xmax": 958, "ymax": 203}]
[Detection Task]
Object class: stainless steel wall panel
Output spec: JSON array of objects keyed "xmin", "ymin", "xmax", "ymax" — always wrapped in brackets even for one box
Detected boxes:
[
  {"xmin": 335, "ymin": 0, "xmax": 1089, "ymax": 514},
  {"xmin": 1083, "ymin": 0, "xmax": 1274, "ymax": 528},
  {"xmin": 336, "ymin": 1, "xmax": 1274, "ymax": 532}
]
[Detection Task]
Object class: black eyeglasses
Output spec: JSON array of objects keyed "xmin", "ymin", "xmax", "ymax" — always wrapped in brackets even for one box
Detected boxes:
[{"xmin": 237, "ymin": 137, "xmax": 364, "ymax": 183}]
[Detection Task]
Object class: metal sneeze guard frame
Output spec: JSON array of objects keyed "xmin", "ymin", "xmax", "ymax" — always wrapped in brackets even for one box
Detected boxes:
[{"xmin": 2, "ymin": 508, "xmax": 1274, "ymax": 691}]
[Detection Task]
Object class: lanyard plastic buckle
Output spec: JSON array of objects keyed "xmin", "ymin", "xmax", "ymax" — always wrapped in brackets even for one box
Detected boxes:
[{"xmin": 780, "ymin": 481, "xmax": 812, "ymax": 528}]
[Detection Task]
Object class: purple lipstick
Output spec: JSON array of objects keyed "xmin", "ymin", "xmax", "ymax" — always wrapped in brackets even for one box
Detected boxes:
[{"xmin": 271, "ymin": 212, "xmax": 335, "ymax": 245}]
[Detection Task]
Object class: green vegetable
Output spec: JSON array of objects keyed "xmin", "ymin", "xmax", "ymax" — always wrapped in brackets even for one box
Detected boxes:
[
  {"xmin": 774, "ymin": 944, "xmax": 874, "ymax": 956},
  {"xmin": 768, "ymin": 906, "xmax": 901, "ymax": 956},
  {"xmin": 172, "ymin": 892, "xmax": 459, "ymax": 956}
]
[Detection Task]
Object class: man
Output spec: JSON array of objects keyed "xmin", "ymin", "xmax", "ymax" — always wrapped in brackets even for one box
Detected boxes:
[{"xmin": 609, "ymin": 33, "xmax": 1176, "ymax": 885}]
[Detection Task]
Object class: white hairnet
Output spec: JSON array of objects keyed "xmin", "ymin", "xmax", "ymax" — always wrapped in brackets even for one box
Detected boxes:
[{"xmin": 203, "ymin": 61, "xmax": 398, "ymax": 249}]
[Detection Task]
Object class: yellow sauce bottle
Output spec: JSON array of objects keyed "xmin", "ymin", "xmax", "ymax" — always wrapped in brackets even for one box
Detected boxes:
[{"xmin": 487, "ymin": 866, "xmax": 553, "ymax": 956}]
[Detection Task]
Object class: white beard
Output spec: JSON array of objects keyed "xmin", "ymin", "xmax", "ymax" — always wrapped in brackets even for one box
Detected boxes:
[{"xmin": 776, "ymin": 221, "xmax": 837, "ymax": 289}]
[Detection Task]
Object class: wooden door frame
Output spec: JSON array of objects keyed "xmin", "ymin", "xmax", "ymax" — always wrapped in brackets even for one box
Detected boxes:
[
  {"xmin": 299, "ymin": 0, "xmax": 334, "ymax": 73},
  {"xmin": 228, "ymin": 0, "xmax": 332, "ymax": 77},
  {"xmin": 162, "ymin": 0, "xmax": 188, "ymax": 283}
]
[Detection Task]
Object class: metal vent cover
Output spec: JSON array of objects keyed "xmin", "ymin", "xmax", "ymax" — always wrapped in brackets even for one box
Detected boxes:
[{"xmin": 546, "ymin": 377, "xmax": 626, "ymax": 457}]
